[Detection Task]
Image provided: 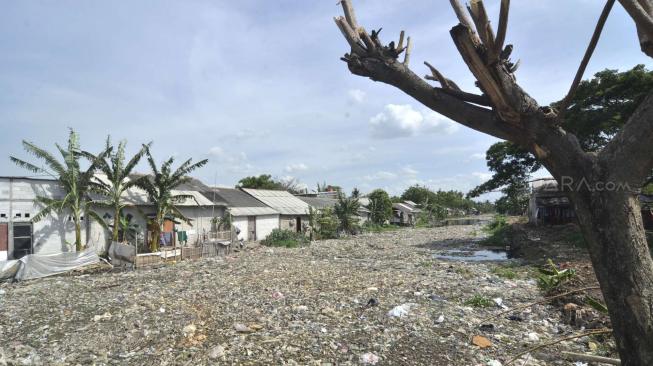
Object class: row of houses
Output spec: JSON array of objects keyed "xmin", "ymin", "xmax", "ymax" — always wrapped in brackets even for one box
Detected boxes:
[{"xmin": 0, "ymin": 176, "xmax": 319, "ymax": 260}]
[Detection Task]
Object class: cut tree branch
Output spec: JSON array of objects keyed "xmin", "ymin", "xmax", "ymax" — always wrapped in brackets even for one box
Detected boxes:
[
  {"xmin": 619, "ymin": 0, "xmax": 653, "ymax": 56},
  {"xmin": 339, "ymin": 0, "xmax": 359, "ymax": 29},
  {"xmin": 468, "ymin": 0, "xmax": 497, "ymax": 59},
  {"xmin": 558, "ymin": 0, "xmax": 615, "ymax": 119},
  {"xmin": 403, "ymin": 36, "xmax": 412, "ymax": 66},
  {"xmin": 424, "ymin": 61, "xmax": 454, "ymax": 90},
  {"xmin": 495, "ymin": 0, "xmax": 510, "ymax": 56}
]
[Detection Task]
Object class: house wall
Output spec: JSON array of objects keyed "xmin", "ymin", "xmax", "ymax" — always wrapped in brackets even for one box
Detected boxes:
[
  {"xmin": 232, "ymin": 214, "xmax": 280, "ymax": 241},
  {"xmin": 176, "ymin": 206, "xmax": 223, "ymax": 245},
  {"xmin": 256, "ymin": 214, "xmax": 279, "ymax": 240},
  {"xmin": 0, "ymin": 178, "xmax": 91, "ymax": 258},
  {"xmin": 279, "ymin": 215, "xmax": 309, "ymax": 232}
]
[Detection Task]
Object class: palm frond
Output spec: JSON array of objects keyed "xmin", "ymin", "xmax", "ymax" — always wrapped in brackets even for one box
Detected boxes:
[
  {"xmin": 86, "ymin": 210, "xmax": 109, "ymax": 231},
  {"xmin": 20, "ymin": 140, "xmax": 67, "ymax": 176},
  {"xmin": 123, "ymin": 141, "xmax": 151, "ymax": 178},
  {"xmin": 9, "ymin": 156, "xmax": 50, "ymax": 176}
]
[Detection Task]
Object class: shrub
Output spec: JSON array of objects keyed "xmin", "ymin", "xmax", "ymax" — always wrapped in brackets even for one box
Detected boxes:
[
  {"xmin": 464, "ymin": 294, "xmax": 493, "ymax": 307},
  {"xmin": 261, "ymin": 229, "xmax": 309, "ymax": 248},
  {"xmin": 482, "ymin": 215, "xmax": 510, "ymax": 246},
  {"xmin": 537, "ymin": 259, "xmax": 576, "ymax": 292}
]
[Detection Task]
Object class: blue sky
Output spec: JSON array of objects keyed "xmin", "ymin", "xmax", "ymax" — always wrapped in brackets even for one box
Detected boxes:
[{"xmin": 1, "ymin": 0, "xmax": 650, "ymax": 199}]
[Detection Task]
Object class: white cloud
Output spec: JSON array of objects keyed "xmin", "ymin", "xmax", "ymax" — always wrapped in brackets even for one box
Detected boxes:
[
  {"xmin": 285, "ymin": 163, "xmax": 308, "ymax": 173},
  {"xmin": 401, "ymin": 165, "xmax": 418, "ymax": 176},
  {"xmin": 363, "ymin": 171, "xmax": 398, "ymax": 181},
  {"xmin": 369, "ymin": 104, "xmax": 458, "ymax": 139},
  {"xmin": 470, "ymin": 152, "xmax": 486, "ymax": 160},
  {"xmin": 472, "ymin": 172, "xmax": 493, "ymax": 181},
  {"xmin": 348, "ymin": 89, "xmax": 366, "ymax": 103}
]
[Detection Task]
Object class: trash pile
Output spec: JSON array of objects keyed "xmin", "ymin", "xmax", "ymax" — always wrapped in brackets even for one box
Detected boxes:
[{"xmin": 0, "ymin": 225, "xmax": 614, "ymax": 365}]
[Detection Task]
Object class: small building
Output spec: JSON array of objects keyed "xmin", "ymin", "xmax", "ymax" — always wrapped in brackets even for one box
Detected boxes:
[
  {"xmin": 209, "ymin": 188, "xmax": 279, "ymax": 241},
  {"xmin": 242, "ymin": 189, "xmax": 310, "ymax": 233},
  {"xmin": 0, "ymin": 176, "xmax": 105, "ymax": 260},
  {"xmin": 391, "ymin": 201, "xmax": 421, "ymax": 226},
  {"xmin": 527, "ymin": 178, "xmax": 576, "ymax": 225}
]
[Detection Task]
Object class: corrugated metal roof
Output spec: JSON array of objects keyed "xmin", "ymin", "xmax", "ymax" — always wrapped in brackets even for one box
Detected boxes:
[
  {"xmin": 242, "ymin": 189, "xmax": 310, "ymax": 215},
  {"xmin": 230, "ymin": 207, "xmax": 278, "ymax": 216},
  {"xmin": 393, "ymin": 202, "xmax": 422, "ymax": 213},
  {"xmin": 298, "ymin": 196, "xmax": 337, "ymax": 209},
  {"xmin": 212, "ymin": 188, "xmax": 269, "ymax": 208}
]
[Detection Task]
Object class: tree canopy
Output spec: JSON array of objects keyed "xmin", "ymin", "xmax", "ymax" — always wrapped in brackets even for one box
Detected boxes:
[{"xmin": 469, "ymin": 65, "xmax": 653, "ymax": 213}]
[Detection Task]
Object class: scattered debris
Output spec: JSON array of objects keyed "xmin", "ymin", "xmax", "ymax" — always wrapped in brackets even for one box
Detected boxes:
[
  {"xmin": 472, "ymin": 335, "xmax": 492, "ymax": 348},
  {"xmin": 0, "ymin": 225, "xmax": 616, "ymax": 364}
]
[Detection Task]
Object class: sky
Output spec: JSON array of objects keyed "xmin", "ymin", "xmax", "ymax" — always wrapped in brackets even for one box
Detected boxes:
[{"xmin": 0, "ymin": 0, "xmax": 650, "ymax": 200}]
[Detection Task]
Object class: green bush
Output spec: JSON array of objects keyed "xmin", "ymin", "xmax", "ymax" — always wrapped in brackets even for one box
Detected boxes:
[
  {"xmin": 537, "ymin": 259, "xmax": 576, "ymax": 292},
  {"xmin": 482, "ymin": 215, "xmax": 510, "ymax": 246},
  {"xmin": 261, "ymin": 229, "xmax": 309, "ymax": 248},
  {"xmin": 464, "ymin": 294, "xmax": 493, "ymax": 308}
]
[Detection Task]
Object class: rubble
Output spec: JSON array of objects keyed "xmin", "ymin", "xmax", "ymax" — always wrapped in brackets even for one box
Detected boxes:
[{"xmin": 0, "ymin": 225, "xmax": 613, "ymax": 364}]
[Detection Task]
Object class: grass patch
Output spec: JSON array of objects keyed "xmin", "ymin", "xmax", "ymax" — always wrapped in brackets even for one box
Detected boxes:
[
  {"xmin": 491, "ymin": 266, "xmax": 518, "ymax": 279},
  {"xmin": 363, "ymin": 223, "xmax": 401, "ymax": 233},
  {"xmin": 464, "ymin": 294, "xmax": 493, "ymax": 308},
  {"xmin": 481, "ymin": 215, "xmax": 511, "ymax": 246},
  {"xmin": 261, "ymin": 229, "xmax": 309, "ymax": 248}
]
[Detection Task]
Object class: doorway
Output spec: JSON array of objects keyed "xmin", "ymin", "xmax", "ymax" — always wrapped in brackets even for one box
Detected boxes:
[
  {"xmin": 13, "ymin": 223, "xmax": 33, "ymax": 259},
  {"xmin": 295, "ymin": 217, "xmax": 301, "ymax": 233}
]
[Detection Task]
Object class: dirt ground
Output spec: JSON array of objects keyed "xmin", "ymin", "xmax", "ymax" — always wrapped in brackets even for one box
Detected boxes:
[{"xmin": 0, "ymin": 223, "xmax": 616, "ymax": 365}]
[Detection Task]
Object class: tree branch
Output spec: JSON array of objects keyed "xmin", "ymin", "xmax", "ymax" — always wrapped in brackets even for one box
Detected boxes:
[
  {"xmin": 558, "ymin": 0, "xmax": 615, "ymax": 119},
  {"xmin": 339, "ymin": 0, "xmax": 359, "ymax": 29},
  {"xmin": 495, "ymin": 0, "xmax": 510, "ymax": 56},
  {"xmin": 344, "ymin": 53, "xmax": 514, "ymax": 140},
  {"xmin": 619, "ymin": 0, "xmax": 653, "ymax": 57},
  {"xmin": 468, "ymin": 0, "xmax": 497, "ymax": 59}
]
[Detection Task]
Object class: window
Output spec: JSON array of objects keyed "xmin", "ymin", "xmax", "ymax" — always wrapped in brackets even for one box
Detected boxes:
[
  {"xmin": 13, "ymin": 223, "xmax": 32, "ymax": 259},
  {"xmin": 0, "ymin": 214, "xmax": 5, "ymax": 218},
  {"xmin": 24, "ymin": 213, "xmax": 30, "ymax": 218},
  {"xmin": 15, "ymin": 213, "xmax": 21, "ymax": 218}
]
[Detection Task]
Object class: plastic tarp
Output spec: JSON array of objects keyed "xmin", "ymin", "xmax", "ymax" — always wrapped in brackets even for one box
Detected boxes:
[
  {"xmin": 0, "ymin": 249, "xmax": 100, "ymax": 282},
  {"xmin": 0, "ymin": 260, "xmax": 20, "ymax": 281}
]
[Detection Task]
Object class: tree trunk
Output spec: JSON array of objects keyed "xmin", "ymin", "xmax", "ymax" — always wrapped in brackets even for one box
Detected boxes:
[
  {"xmin": 112, "ymin": 207, "xmax": 120, "ymax": 242},
  {"xmin": 573, "ymin": 189, "xmax": 653, "ymax": 365},
  {"xmin": 74, "ymin": 214, "xmax": 82, "ymax": 252}
]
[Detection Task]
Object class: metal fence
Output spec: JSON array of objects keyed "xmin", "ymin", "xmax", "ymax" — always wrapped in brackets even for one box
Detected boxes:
[{"xmin": 123, "ymin": 228, "xmax": 235, "ymax": 269}]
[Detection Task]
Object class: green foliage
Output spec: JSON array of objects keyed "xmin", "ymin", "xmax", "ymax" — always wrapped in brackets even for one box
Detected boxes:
[
  {"xmin": 10, "ymin": 129, "xmax": 110, "ymax": 251},
  {"xmin": 91, "ymin": 137, "xmax": 151, "ymax": 246},
  {"xmin": 334, "ymin": 195, "xmax": 360, "ymax": 235},
  {"xmin": 537, "ymin": 259, "xmax": 576, "ymax": 292},
  {"xmin": 314, "ymin": 207, "xmax": 339, "ymax": 239},
  {"xmin": 491, "ymin": 266, "xmax": 518, "ymax": 279},
  {"xmin": 237, "ymin": 174, "xmax": 285, "ymax": 190},
  {"xmin": 402, "ymin": 185, "xmax": 494, "ymax": 216},
  {"xmin": 482, "ymin": 215, "xmax": 511, "ymax": 246},
  {"xmin": 464, "ymin": 294, "xmax": 493, "ymax": 308},
  {"xmin": 368, "ymin": 189, "xmax": 393, "ymax": 224},
  {"xmin": 136, "ymin": 147, "xmax": 208, "ymax": 252},
  {"xmin": 470, "ymin": 65, "xmax": 653, "ymax": 206},
  {"xmin": 351, "ymin": 187, "xmax": 360, "ymax": 198},
  {"xmin": 585, "ymin": 296, "xmax": 609, "ymax": 314},
  {"xmin": 262, "ymin": 229, "xmax": 309, "ymax": 248},
  {"xmin": 212, "ymin": 212, "xmax": 232, "ymax": 231}
]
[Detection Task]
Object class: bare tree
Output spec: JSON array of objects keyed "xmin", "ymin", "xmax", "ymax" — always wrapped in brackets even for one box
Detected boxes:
[{"xmin": 334, "ymin": 0, "xmax": 653, "ymax": 363}]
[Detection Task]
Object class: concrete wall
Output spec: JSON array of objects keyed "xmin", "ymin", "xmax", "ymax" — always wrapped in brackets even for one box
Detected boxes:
[
  {"xmin": 279, "ymin": 215, "xmax": 309, "ymax": 232},
  {"xmin": 176, "ymin": 206, "xmax": 224, "ymax": 245},
  {"xmin": 0, "ymin": 178, "xmax": 85, "ymax": 258},
  {"xmin": 256, "ymin": 214, "xmax": 279, "ymax": 240},
  {"xmin": 232, "ymin": 214, "xmax": 280, "ymax": 241}
]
